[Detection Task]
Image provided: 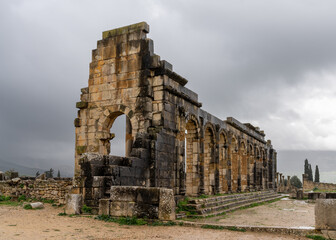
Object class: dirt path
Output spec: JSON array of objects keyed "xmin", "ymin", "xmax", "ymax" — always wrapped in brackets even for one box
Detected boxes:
[
  {"xmin": 0, "ymin": 204, "xmax": 307, "ymax": 240},
  {"xmin": 201, "ymin": 198, "xmax": 315, "ymax": 228}
]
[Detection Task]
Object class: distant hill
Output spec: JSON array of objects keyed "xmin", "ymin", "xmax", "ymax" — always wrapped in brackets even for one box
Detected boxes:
[{"xmin": 0, "ymin": 158, "xmax": 46, "ymax": 177}]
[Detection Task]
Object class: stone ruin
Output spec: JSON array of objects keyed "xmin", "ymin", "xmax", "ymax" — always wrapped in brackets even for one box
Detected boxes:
[{"xmin": 72, "ymin": 22, "xmax": 278, "ymax": 217}]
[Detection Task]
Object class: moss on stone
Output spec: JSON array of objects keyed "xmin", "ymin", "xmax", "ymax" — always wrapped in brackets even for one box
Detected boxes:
[
  {"xmin": 76, "ymin": 146, "xmax": 87, "ymax": 154},
  {"xmin": 102, "ymin": 22, "xmax": 149, "ymax": 39}
]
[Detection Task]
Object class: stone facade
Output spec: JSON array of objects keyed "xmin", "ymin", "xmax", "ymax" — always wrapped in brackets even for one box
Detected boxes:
[
  {"xmin": 99, "ymin": 186, "xmax": 175, "ymax": 220},
  {"xmin": 0, "ymin": 178, "xmax": 72, "ymax": 204},
  {"xmin": 303, "ymin": 174, "xmax": 336, "ymax": 192},
  {"xmin": 74, "ymin": 22, "xmax": 277, "ymax": 208}
]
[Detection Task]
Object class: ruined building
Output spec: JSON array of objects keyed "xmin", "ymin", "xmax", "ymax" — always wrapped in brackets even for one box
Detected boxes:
[{"xmin": 73, "ymin": 22, "xmax": 277, "ymax": 208}]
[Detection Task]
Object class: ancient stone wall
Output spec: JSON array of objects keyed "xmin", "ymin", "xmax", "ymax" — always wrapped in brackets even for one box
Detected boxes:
[
  {"xmin": 99, "ymin": 186, "xmax": 175, "ymax": 220},
  {"xmin": 303, "ymin": 174, "xmax": 336, "ymax": 192},
  {"xmin": 74, "ymin": 22, "xmax": 277, "ymax": 207},
  {"xmin": 0, "ymin": 178, "xmax": 72, "ymax": 204}
]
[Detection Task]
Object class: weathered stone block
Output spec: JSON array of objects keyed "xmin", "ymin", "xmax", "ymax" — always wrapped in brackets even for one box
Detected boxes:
[
  {"xmin": 65, "ymin": 194, "xmax": 83, "ymax": 215},
  {"xmin": 76, "ymin": 101, "xmax": 88, "ymax": 109},
  {"xmin": 98, "ymin": 199, "xmax": 110, "ymax": 215},
  {"xmin": 316, "ymin": 199, "xmax": 336, "ymax": 230}
]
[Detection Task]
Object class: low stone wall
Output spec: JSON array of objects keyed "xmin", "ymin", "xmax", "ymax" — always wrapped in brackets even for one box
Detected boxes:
[
  {"xmin": 0, "ymin": 178, "xmax": 73, "ymax": 204},
  {"xmin": 303, "ymin": 177, "xmax": 336, "ymax": 192},
  {"xmin": 99, "ymin": 186, "xmax": 175, "ymax": 220}
]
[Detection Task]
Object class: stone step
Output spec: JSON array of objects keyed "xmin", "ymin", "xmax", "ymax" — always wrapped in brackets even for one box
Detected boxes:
[
  {"xmin": 188, "ymin": 191, "xmax": 276, "ymax": 210},
  {"xmin": 188, "ymin": 194, "xmax": 283, "ymax": 218},
  {"xmin": 188, "ymin": 190, "xmax": 275, "ymax": 205},
  {"xmin": 197, "ymin": 193, "xmax": 280, "ymax": 215}
]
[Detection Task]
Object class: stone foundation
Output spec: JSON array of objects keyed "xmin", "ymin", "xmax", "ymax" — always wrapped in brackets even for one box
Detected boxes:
[
  {"xmin": 0, "ymin": 178, "xmax": 72, "ymax": 204},
  {"xmin": 99, "ymin": 186, "xmax": 175, "ymax": 220}
]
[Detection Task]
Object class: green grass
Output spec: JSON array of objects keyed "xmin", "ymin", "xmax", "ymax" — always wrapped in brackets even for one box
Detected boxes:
[
  {"xmin": 176, "ymin": 197, "xmax": 198, "ymax": 216},
  {"xmin": 18, "ymin": 195, "xmax": 27, "ymax": 201},
  {"xmin": 237, "ymin": 197, "xmax": 283, "ymax": 211},
  {"xmin": 41, "ymin": 198, "xmax": 55, "ymax": 204},
  {"xmin": 95, "ymin": 215, "xmax": 147, "ymax": 225},
  {"xmin": 306, "ymin": 234, "xmax": 327, "ymax": 240},
  {"xmin": 58, "ymin": 212, "xmax": 67, "ymax": 216},
  {"xmin": 23, "ymin": 204, "xmax": 33, "ymax": 210},
  {"xmin": 201, "ymin": 224, "xmax": 225, "ymax": 230},
  {"xmin": 227, "ymin": 226, "xmax": 246, "ymax": 232},
  {"xmin": 0, "ymin": 195, "xmax": 11, "ymax": 201},
  {"xmin": 0, "ymin": 195, "xmax": 21, "ymax": 207},
  {"xmin": 81, "ymin": 204, "xmax": 92, "ymax": 214},
  {"xmin": 95, "ymin": 215, "xmax": 177, "ymax": 227}
]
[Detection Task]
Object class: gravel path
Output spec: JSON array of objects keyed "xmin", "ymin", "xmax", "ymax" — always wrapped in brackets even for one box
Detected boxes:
[
  {"xmin": 0, "ymin": 204, "xmax": 307, "ymax": 240},
  {"xmin": 201, "ymin": 198, "xmax": 315, "ymax": 228}
]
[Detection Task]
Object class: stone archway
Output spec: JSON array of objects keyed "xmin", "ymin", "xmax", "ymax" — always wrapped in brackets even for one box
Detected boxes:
[
  {"xmin": 230, "ymin": 136, "xmax": 238, "ymax": 192},
  {"xmin": 185, "ymin": 117, "xmax": 200, "ymax": 196},
  {"xmin": 96, "ymin": 105, "xmax": 135, "ymax": 157},
  {"xmin": 218, "ymin": 131, "xmax": 228, "ymax": 193},
  {"xmin": 204, "ymin": 124, "xmax": 216, "ymax": 195}
]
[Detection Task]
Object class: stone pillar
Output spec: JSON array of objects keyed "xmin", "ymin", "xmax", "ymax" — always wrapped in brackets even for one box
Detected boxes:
[
  {"xmin": 287, "ymin": 176, "xmax": 291, "ymax": 192},
  {"xmin": 125, "ymin": 116, "xmax": 132, "ymax": 157},
  {"xmin": 276, "ymin": 172, "xmax": 279, "ymax": 188}
]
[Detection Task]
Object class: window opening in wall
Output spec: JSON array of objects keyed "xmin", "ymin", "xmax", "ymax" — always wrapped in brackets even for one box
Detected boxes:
[{"xmin": 109, "ymin": 114, "xmax": 126, "ymax": 156}]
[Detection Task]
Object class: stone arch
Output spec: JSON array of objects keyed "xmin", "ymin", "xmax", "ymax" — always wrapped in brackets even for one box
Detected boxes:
[
  {"xmin": 248, "ymin": 143, "xmax": 255, "ymax": 190},
  {"xmin": 185, "ymin": 115, "xmax": 200, "ymax": 196},
  {"xmin": 239, "ymin": 141, "xmax": 248, "ymax": 191},
  {"xmin": 96, "ymin": 105, "xmax": 135, "ymax": 156},
  {"xmin": 218, "ymin": 130, "xmax": 228, "ymax": 193},
  {"xmin": 204, "ymin": 122, "xmax": 216, "ymax": 195},
  {"xmin": 254, "ymin": 145, "xmax": 263, "ymax": 190},
  {"xmin": 230, "ymin": 135, "xmax": 239, "ymax": 192}
]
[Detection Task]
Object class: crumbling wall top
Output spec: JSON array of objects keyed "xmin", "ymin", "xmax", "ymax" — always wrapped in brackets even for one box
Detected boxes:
[{"xmin": 102, "ymin": 21, "xmax": 149, "ymax": 39}]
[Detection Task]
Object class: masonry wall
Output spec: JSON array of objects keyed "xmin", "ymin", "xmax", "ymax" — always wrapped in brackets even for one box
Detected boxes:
[
  {"xmin": 74, "ymin": 22, "xmax": 277, "ymax": 207},
  {"xmin": 0, "ymin": 179, "xmax": 72, "ymax": 204},
  {"xmin": 303, "ymin": 174, "xmax": 336, "ymax": 192}
]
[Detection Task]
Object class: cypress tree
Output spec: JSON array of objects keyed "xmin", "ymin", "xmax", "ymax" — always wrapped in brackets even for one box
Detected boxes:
[
  {"xmin": 57, "ymin": 170, "xmax": 61, "ymax": 178},
  {"xmin": 308, "ymin": 164, "xmax": 313, "ymax": 181},
  {"xmin": 314, "ymin": 165, "xmax": 320, "ymax": 183},
  {"xmin": 304, "ymin": 159, "xmax": 309, "ymax": 175}
]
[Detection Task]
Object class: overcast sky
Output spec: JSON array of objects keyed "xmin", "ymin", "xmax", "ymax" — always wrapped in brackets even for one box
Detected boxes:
[{"xmin": 0, "ymin": 0, "xmax": 335, "ymax": 180}]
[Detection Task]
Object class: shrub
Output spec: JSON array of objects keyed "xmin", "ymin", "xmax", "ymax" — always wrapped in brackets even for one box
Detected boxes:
[
  {"xmin": 290, "ymin": 175, "xmax": 302, "ymax": 188},
  {"xmin": 0, "ymin": 195, "xmax": 11, "ymax": 201},
  {"xmin": 81, "ymin": 204, "xmax": 92, "ymax": 214},
  {"xmin": 18, "ymin": 195, "xmax": 27, "ymax": 201}
]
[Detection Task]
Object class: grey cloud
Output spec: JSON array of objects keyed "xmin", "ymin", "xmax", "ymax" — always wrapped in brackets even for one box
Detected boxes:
[{"xmin": 1, "ymin": 0, "xmax": 336, "ymax": 175}]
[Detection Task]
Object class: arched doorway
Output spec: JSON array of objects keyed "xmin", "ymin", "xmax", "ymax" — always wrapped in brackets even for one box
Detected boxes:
[
  {"xmin": 204, "ymin": 125, "xmax": 215, "ymax": 195},
  {"xmin": 185, "ymin": 118, "xmax": 200, "ymax": 196},
  {"xmin": 219, "ymin": 132, "xmax": 228, "ymax": 193}
]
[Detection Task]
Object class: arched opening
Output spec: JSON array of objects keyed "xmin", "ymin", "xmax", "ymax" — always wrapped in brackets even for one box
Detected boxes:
[
  {"xmin": 185, "ymin": 119, "xmax": 199, "ymax": 196},
  {"xmin": 248, "ymin": 144, "xmax": 254, "ymax": 190},
  {"xmin": 219, "ymin": 133, "xmax": 228, "ymax": 193},
  {"xmin": 230, "ymin": 137, "xmax": 238, "ymax": 192},
  {"xmin": 254, "ymin": 147, "xmax": 261, "ymax": 190},
  {"xmin": 239, "ymin": 142, "xmax": 248, "ymax": 191},
  {"xmin": 105, "ymin": 112, "xmax": 133, "ymax": 157},
  {"xmin": 204, "ymin": 126, "xmax": 215, "ymax": 195}
]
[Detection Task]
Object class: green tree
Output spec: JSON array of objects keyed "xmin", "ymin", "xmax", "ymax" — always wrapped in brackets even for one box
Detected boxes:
[
  {"xmin": 290, "ymin": 175, "xmax": 302, "ymax": 188},
  {"xmin": 304, "ymin": 159, "xmax": 309, "ymax": 175},
  {"xmin": 314, "ymin": 165, "xmax": 320, "ymax": 183},
  {"xmin": 308, "ymin": 164, "xmax": 313, "ymax": 181},
  {"xmin": 57, "ymin": 170, "xmax": 60, "ymax": 178}
]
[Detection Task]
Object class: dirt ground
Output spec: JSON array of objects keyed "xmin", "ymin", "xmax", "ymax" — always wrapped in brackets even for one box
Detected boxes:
[
  {"xmin": 0, "ymin": 203, "xmax": 309, "ymax": 240},
  {"xmin": 202, "ymin": 197, "xmax": 315, "ymax": 228}
]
